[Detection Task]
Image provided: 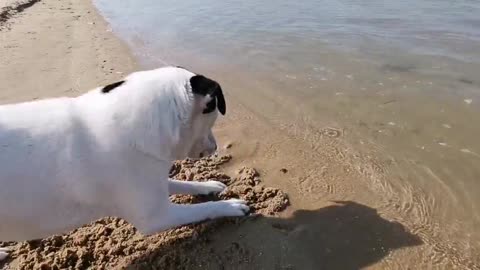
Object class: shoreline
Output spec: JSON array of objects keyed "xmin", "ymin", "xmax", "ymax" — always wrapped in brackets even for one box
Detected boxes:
[{"xmin": 1, "ymin": 0, "xmax": 479, "ymax": 269}]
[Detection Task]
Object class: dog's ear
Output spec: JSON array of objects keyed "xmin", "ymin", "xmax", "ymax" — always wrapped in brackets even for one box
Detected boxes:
[
  {"xmin": 101, "ymin": 80, "xmax": 125, "ymax": 94},
  {"xmin": 190, "ymin": 75, "xmax": 226, "ymax": 115}
]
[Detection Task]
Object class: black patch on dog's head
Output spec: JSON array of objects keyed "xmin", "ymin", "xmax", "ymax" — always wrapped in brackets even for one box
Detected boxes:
[
  {"xmin": 190, "ymin": 75, "xmax": 226, "ymax": 115},
  {"xmin": 101, "ymin": 80, "xmax": 125, "ymax": 93}
]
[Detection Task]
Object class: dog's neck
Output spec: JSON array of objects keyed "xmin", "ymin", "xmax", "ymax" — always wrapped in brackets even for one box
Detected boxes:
[
  {"xmin": 80, "ymin": 70, "xmax": 197, "ymax": 163},
  {"xmin": 125, "ymin": 80, "xmax": 196, "ymax": 162}
]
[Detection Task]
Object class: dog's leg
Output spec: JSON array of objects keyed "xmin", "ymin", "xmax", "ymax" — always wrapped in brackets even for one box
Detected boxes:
[
  {"xmin": 0, "ymin": 247, "xmax": 10, "ymax": 261},
  {"xmin": 168, "ymin": 178, "xmax": 226, "ymax": 195},
  {"xmin": 138, "ymin": 199, "xmax": 249, "ymax": 235}
]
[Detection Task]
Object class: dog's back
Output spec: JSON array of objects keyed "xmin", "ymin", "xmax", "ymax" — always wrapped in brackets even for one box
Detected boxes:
[
  {"xmin": 0, "ymin": 97, "xmax": 108, "ymax": 240},
  {"xmin": 0, "ymin": 98, "xmax": 75, "ymax": 188}
]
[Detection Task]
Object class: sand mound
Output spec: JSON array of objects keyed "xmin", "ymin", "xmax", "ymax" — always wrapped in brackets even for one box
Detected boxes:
[{"xmin": 0, "ymin": 155, "xmax": 289, "ymax": 270}]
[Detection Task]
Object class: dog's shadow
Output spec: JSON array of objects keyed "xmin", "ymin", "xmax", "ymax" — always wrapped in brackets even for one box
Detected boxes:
[{"xmin": 125, "ymin": 201, "xmax": 422, "ymax": 270}]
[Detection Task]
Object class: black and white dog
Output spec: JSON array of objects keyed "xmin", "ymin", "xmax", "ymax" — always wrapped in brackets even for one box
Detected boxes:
[{"xmin": 0, "ymin": 66, "xmax": 249, "ymax": 260}]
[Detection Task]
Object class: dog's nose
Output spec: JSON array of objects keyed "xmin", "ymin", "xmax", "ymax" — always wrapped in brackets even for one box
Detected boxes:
[
  {"xmin": 214, "ymin": 144, "xmax": 218, "ymax": 151},
  {"xmin": 199, "ymin": 152, "xmax": 204, "ymax": 158}
]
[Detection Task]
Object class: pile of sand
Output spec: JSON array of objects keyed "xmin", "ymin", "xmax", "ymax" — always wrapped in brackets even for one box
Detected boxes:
[{"xmin": 0, "ymin": 155, "xmax": 289, "ymax": 270}]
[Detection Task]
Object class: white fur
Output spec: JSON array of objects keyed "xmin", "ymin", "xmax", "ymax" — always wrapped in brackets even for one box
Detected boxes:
[{"xmin": 0, "ymin": 67, "xmax": 248, "ymax": 258}]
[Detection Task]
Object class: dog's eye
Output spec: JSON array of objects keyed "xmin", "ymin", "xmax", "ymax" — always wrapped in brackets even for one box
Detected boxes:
[{"xmin": 202, "ymin": 98, "xmax": 217, "ymax": 114}]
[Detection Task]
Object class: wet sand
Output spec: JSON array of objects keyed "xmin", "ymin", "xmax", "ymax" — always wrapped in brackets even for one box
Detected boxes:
[{"xmin": 0, "ymin": 0, "xmax": 479, "ymax": 269}]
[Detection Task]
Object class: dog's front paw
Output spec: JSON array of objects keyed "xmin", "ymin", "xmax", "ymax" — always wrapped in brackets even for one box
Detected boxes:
[
  {"xmin": 200, "ymin": 180, "xmax": 227, "ymax": 195},
  {"xmin": 0, "ymin": 247, "xmax": 10, "ymax": 261},
  {"xmin": 216, "ymin": 199, "xmax": 250, "ymax": 217}
]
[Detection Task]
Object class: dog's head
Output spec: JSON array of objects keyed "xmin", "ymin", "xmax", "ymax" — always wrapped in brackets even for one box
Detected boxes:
[
  {"xmin": 181, "ymin": 72, "xmax": 226, "ymax": 159},
  {"xmin": 102, "ymin": 66, "xmax": 226, "ymax": 161}
]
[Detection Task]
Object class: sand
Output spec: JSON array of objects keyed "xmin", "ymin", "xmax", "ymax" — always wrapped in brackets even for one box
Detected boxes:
[
  {"xmin": 1, "ymin": 0, "xmax": 479, "ymax": 269},
  {"xmin": 0, "ymin": 0, "xmax": 135, "ymax": 104}
]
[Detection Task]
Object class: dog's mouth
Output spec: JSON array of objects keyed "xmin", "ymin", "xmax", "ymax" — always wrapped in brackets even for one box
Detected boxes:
[
  {"xmin": 198, "ymin": 150, "xmax": 218, "ymax": 159},
  {"xmin": 198, "ymin": 146, "xmax": 218, "ymax": 159}
]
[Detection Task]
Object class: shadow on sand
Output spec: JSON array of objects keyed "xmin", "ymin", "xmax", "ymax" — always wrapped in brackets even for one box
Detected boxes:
[{"xmin": 126, "ymin": 201, "xmax": 422, "ymax": 270}]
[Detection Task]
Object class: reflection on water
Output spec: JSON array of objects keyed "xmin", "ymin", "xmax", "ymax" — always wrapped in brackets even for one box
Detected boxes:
[{"xmin": 95, "ymin": 0, "xmax": 480, "ymax": 267}]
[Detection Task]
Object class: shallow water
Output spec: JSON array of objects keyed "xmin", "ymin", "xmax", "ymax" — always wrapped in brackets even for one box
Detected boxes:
[{"xmin": 95, "ymin": 0, "xmax": 480, "ymax": 268}]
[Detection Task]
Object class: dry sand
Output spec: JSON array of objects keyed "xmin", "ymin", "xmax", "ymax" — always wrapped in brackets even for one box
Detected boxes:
[
  {"xmin": 0, "ymin": 0, "xmax": 478, "ymax": 269},
  {"xmin": 0, "ymin": 0, "xmax": 135, "ymax": 104}
]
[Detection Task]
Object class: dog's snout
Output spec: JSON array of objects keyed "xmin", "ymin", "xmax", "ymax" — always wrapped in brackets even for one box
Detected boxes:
[{"xmin": 199, "ymin": 145, "xmax": 216, "ymax": 159}]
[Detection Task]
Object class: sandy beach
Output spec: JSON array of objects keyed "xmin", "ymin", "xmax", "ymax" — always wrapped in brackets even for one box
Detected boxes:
[
  {"xmin": 0, "ymin": 0, "xmax": 135, "ymax": 104},
  {"xmin": 1, "ymin": 0, "xmax": 479, "ymax": 269}
]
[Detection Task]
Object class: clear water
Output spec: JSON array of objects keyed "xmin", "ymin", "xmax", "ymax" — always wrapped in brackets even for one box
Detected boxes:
[
  {"xmin": 94, "ymin": 0, "xmax": 480, "ymax": 63},
  {"xmin": 95, "ymin": 0, "xmax": 480, "ymax": 267}
]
